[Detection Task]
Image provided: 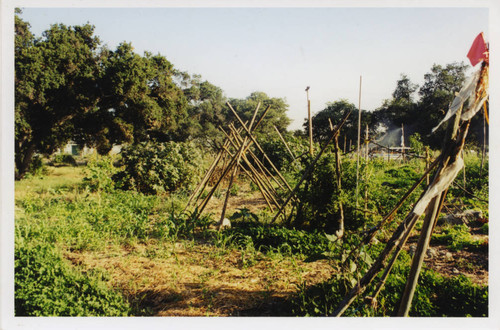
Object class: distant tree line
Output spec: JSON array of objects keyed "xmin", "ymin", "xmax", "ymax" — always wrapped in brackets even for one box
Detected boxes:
[
  {"xmin": 14, "ymin": 12, "xmax": 290, "ymax": 179},
  {"xmin": 306, "ymin": 65, "xmax": 488, "ymax": 151}
]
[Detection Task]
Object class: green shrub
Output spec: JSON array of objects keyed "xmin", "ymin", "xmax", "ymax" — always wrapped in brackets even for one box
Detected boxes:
[
  {"xmin": 15, "ymin": 243, "xmax": 130, "ymax": 316},
  {"xmin": 293, "ymin": 153, "xmax": 343, "ymax": 232},
  {"xmin": 114, "ymin": 141, "xmax": 203, "ymax": 194},
  {"xmin": 51, "ymin": 153, "xmax": 77, "ymax": 166},
  {"xmin": 27, "ymin": 154, "xmax": 48, "ymax": 177},
  {"xmin": 82, "ymin": 154, "xmax": 117, "ymax": 192}
]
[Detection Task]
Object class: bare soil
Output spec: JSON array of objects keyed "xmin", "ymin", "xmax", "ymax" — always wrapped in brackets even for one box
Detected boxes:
[{"xmin": 406, "ymin": 230, "xmax": 488, "ymax": 286}]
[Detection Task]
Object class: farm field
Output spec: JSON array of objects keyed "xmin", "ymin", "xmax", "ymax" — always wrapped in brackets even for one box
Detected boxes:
[
  {"xmin": 14, "ymin": 152, "xmax": 488, "ymax": 317},
  {"xmin": 11, "ymin": 8, "xmax": 490, "ymax": 320}
]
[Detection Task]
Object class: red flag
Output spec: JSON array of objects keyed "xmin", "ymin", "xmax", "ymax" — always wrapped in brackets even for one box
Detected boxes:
[{"xmin": 467, "ymin": 32, "xmax": 488, "ymax": 66}]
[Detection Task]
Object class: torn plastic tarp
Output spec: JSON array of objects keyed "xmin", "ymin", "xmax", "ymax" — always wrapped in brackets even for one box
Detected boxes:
[
  {"xmin": 412, "ymin": 154, "xmax": 464, "ymax": 216},
  {"xmin": 461, "ymin": 67, "xmax": 489, "ymax": 121},
  {"xmin": 432, "ymin": 70, "xmax": 480, "ymax": 133}
]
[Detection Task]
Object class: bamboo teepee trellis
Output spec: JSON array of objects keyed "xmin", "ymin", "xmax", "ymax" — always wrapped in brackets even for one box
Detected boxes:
[{"xmin": 187, "ymin": 101, "xmax": 294, "ymax": 227}]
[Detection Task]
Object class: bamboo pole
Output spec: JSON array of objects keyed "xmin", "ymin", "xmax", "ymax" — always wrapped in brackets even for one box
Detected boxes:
[
  {"xmin": 397, "ymin": 98, "xmax": 470, "ymax": 316},
  {"xmin": 341, "ymin": 155, "xmax": 441, "ymax": 269},
  {"xmin": 355, "ymin": 76, "xmax": 362, "ymax": 210},
  {"xmin": 397, "ymin": 190, "xmax": 447, "ymax": 316},
  {"xmin": 185, "ymin": 136, "xmax": 232, "ymax": 210},
  {"xmin": 334, "ymin": 134, "xmax": 344, "ymax": 237},
  {"xmin": 332, "ymin": 212, "xmax": 421, "ymax": 316},
  {"xmin": 194, "ymin": 105, "xmax": 267, "ymax": 220},
  {"xmin": 306, "ymin": 86, "xmax": 313, "ymax": 156},
  {"xmin": 273, "ymin": 125, "xmax": 296, "ymax": 161},
  {"xmin": 397, "ymin": 196, "xmax": 441, "ymax": 315}
]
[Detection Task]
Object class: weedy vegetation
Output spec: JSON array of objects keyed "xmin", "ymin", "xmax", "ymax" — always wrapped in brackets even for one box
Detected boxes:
[{"xmin": 14, "ymin": 149, "xmax": 488, "ymax": 316}]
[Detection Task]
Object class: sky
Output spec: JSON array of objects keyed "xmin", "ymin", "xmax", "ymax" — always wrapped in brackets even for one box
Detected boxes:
[{"xmin": 17, "ymin": 5, "xmax": 489, "ymax": 130}]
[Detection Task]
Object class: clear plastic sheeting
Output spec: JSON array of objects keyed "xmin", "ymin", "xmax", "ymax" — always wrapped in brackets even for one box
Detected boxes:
[
  {"xmin": 412, "ymin": 154, "xmax": 464, "ymax": 216},
  {"xmin": 432, "ymin": 70, "xmax": 480, "ymax": 133},
  {"xmin": 461, "ymin": 66, "xmax": 489, "ymax": 121}
]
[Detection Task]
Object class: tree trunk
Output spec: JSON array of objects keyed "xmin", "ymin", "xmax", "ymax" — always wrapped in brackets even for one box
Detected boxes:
[{"xmin": 15, "ymin": 142, "xmax": 36, "ymax": 180}]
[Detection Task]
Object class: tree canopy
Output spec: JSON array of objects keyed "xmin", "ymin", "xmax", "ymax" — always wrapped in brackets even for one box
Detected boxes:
[
  {"xmin": 15, "ymin": 19, "xmax": 101, "ymax": 179},
  {"xmin": 15, "ymin": 12, "xmax": 482, "ymax": 179}
]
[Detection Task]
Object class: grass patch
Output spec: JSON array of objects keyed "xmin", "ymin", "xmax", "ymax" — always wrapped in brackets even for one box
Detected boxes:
[{"xmin": 15, "ymin": 243, "xmax": 130, "ymax": 316}]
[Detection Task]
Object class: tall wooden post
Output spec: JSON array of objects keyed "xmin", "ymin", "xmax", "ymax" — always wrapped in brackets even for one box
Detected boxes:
[
  {"xmin": 401, "ymin": 123, "xmax": 406, "ymax": 162},
  {"xmin": 364, "ymin": 124, "xmax": 369, "ymax": 161},
  {"xmin": 425, "ymin": 146, "xmax": 430, "ymax": 185},
  {"xmin": 355, "ymin": 76, "xmax": 362, "ymax": 209},
  {"xmin": 334, "ymin": 134, "xmax": 344, "ymax": 237},
  {"xmin": 306, "ymin": 86, "xmax": 313, "ymax": 156}
]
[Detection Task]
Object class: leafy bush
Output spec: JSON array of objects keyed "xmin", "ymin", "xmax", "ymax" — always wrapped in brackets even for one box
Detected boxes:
[
  {"xmin": 82, "ymin": 154, "xmax": 117, "ymax": 192},
  {"xmin": 257, "ymin": 135, "xmax": 308, "ymax": 172},
  {"xmin": 292, "ymin": 153, "xmax": 344, "ymax": 232},
  {"xmin": 114, "ymin": 141, "xmax": 203, "ymax": 194},
  {"xmin": 409, "ymin": 133, "xmax": 424, "ymax": 156},
  {"xmin": 27, "ymin": 154, "xmax": 48, "ymax": 177},
  {"xmin": 15, "ymin": 243, "xmax": 130, "ymax": 316},
  {"xmin": 51, "ymin": 153, "xmax": 77, "ymax": 166}
]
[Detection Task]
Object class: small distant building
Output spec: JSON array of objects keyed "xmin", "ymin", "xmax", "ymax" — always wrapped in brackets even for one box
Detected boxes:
[
  {"xmin": 58, "ymin": 141, "xmax": 122, "ymax": 156},
  {"xmin": 370, "ymin": 145, "xmax": 412, "ymax": 160}
]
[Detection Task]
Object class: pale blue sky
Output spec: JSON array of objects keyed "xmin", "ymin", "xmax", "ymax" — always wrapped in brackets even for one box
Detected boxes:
[{"xmin": 19, "ymin": 7, "xmax": 489, "ymax": 130}]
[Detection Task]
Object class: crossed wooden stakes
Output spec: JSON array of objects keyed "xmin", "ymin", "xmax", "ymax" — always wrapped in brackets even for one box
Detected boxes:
[{"xmin": 186, "ymin": 101, "xmax": 296, "ymax": 228}]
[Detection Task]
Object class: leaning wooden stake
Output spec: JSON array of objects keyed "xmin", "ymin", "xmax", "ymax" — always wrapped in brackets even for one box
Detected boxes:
[
  {"xmin": 396, "ymin": 190, "xmax": 447, "ymax": 315},
  {"xmin": 222, "ymin": 129, "xmax": 281, "ymax": 209},
  {"xmin": 227, "ymin": 123, "xmax": 285, "ymax": 197},
  {"xmin": 397, "ymin": 97, "xmax": 470, "ymax": 315},
  {"xmin": 332, "ymin": 212, "xmax": 421, "ymax": 316},
  {"xmin": 274, "ymin": 125, "xmax": 296, "ymax": 161},
  {"xmin": 186, "ymin": 136, "xmax": 231, "ymax": 210},
  {"xmin": 333, "ymin": 113, "xmax": 468, "ymax": 316},
  {"xmin": 222, "ymin": 145, "xmax": 276, "ymax": 211}
]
